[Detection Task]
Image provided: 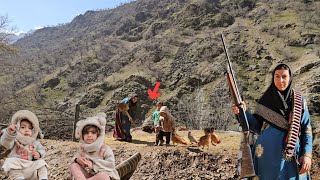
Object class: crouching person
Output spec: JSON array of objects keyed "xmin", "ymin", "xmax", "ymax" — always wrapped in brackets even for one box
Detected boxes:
[
  {"xmin": 70, "ymin": 113, "xmax": 120, "ymax": 180},
  {"xmin": 0, "ymin": 110, "xmax": 48, "ymax": 180}
]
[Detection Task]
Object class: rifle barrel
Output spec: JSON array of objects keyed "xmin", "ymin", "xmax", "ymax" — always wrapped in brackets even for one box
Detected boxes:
[
  {"xmin": 221, "ymin": 33, "xmax": 242, "ymax": 104},
  {"xmin": 221, "ymin": 33, "xmax": 249, "ymax": 131},
  {"xmin": 221, "ymin": 33, "xmax": 255, "ymax": 178}
]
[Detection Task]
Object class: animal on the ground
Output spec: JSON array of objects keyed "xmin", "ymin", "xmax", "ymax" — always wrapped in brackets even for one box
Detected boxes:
[
  {"xmin": 188, "ymin": 131, "xmax": 198, "ymax": 144},
  {"xmin": 171, "ymin": 130, "xmax": 188, "ymax": 145},
  {"xmin": 198, "ymin": 130, "xmax": 210, "ymax": 150},
  {"xmin": 210, "ymin": 132, "xmax": 221, "ymax": 145}
]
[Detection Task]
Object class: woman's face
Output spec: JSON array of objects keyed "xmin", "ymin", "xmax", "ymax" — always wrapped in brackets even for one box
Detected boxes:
[
  {"xmin": 132, "ymin": 97, "xmax": 138, "ymax": 103},
  {"xmin": 274, "ymin": 69, "xmax": 290, "ymax": 91}
]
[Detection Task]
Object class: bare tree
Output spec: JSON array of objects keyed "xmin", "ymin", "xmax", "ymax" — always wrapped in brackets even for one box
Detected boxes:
[
  {"xmin": 0, "ymin": 15, "xmax": 17, "ymax": 55},
  {"xmin": 0, "ymin": 15, "xmax": 16, "ymax": 43},
  {"xmin": 208, "ymin": 97, "xmax": 235, "ymax": 131},
  {"xmin": 207, "ymin": 82, "xmax": 237, "ymax": 131},
  {"xmin": 173, "ymin": 87, "xmax": 210, "ymax": 129},
  {"xmin": 172, "ymin": 83, "xmax": 237, "ymax": 131}
]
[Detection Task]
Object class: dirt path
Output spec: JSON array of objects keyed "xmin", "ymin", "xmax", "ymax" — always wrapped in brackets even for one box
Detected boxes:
[{"xmin": 1, "ymin": 130, "xmax": 319, "ymax": 179}]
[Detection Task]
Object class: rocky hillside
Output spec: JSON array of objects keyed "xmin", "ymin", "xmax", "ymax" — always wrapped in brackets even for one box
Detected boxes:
[{"xmin": 0, "ymin": 0, "xmax": 319, "ymax": 139}]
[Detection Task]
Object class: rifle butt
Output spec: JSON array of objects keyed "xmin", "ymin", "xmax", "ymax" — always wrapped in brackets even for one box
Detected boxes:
[{"xmin": 240, "ymin": 141, "xmax": 256, "ymax": 179}]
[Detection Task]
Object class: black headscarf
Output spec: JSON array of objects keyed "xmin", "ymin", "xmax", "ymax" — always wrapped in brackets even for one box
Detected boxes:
[
  {"xmin": 257, "ymin": 63, "xmax": 293, "ymax": 120},
  {"xmin": 128, "ymin": 93, "xmax": 139, "ymax": 107}
]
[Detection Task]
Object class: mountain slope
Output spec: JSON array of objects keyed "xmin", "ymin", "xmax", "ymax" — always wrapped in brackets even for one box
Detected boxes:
[{"xmin": 0, "ymin": 0, "xmax": 319, "ymax": 139}]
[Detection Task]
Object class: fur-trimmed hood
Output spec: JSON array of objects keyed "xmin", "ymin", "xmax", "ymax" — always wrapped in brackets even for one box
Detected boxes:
[
  {"xmin": 11, "ymin": 110, "xmax": 43, "ymax": 140},
  {"xmin": 75, "ymin": 112, "xmax": 106, "ymax": 141},
  {"xmin": 158, "ymin": 106, "xmax": 175, "ymax": 132},
  {"xmin": 159, "ymin": 106, "xmax": 171, "ymax": 116},
  {"xmin": 75, "ymin": 112, "xmax": 106, "ymax": 152}
]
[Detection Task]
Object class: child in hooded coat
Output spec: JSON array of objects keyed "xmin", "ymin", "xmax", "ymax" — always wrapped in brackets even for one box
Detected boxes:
[
  {"xmin": 70, "ymin": 113, "xmax": 120, "ymax": 180},
  {"xmin": 0, "ymin": 110, "xmax": 48, "ymax": 180},
  {"xmin": 157, "ymin": 106, "xmax": 175, "ymax": 146}
]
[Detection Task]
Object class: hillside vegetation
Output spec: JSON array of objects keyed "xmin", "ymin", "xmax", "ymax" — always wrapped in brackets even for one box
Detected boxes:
[
  {"xmin": 0, "ymin": 0, "xmax": 319, "ymax": 138},
  {"xmin": 0, "ymin": 0, "xmax": 320, "ymax": 179}
]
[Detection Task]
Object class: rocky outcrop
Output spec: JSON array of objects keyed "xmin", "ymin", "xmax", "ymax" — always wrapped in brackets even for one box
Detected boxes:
[
  {"xmin": 309, "ymin": 95, "xmax": 320, "ymax": 115},
  {"xmin": 288, "ymin": 34, "xmax": 320, "ymax": 47},
  {"xmin": 208, "ymin": 12, "xmax": 235, "ymax": 28},
  {"xmin": 299, "ymin": 62, "xmax": 320, "ymax": 74},
  {"xmin": 42, "ymin": 78, "xmax": 60, "ymax": 89},
  {"xmin": 135, "ymin": 11, "xmax": 152, "ymax": 22},
  {"xmin": 312, "ymin": 120, "xmax": 320, "ymax": 156},
  {"xmin": 79, "ymin": 89, "xmax": 105, "ymax": 108},
  {"xmin": 85, "ymin": 63, "xmax": 101, "ymax": 72}
]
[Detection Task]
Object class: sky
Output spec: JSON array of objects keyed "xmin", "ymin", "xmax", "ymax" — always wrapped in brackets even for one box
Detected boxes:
[{"xmin": 0, "ymin": 0, "xmax": 131, "ymax": 34}]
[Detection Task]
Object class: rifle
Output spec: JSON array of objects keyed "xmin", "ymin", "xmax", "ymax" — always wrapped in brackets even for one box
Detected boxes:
[{"xmin": 221, "ymin": 33, "xmax": 256, "ymax": 179}]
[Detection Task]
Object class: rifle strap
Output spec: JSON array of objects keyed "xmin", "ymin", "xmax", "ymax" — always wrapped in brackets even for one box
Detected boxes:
[{"xmin": 283, "ymin": 90, "xmax": 303, "ymax": 160}]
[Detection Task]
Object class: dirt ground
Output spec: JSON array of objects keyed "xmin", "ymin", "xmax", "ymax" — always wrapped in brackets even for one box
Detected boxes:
[{"xmin": 0, "ymin": 130, "xmax": 319, "ymax": 179}]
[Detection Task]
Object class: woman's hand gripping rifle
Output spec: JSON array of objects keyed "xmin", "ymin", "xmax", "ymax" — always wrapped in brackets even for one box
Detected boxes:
[{"xmin": 221, "ymin": 33, "xmax": 256, "ymax": 179}]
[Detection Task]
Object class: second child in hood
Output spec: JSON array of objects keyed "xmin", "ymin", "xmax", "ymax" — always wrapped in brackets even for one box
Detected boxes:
[
  {"xmin": 157, "ymin": 106, "xmax": 175, "ymax": 146},
  {"xmin": 70, "ymin": 113, "xmax": 120, "ymax": 180}
]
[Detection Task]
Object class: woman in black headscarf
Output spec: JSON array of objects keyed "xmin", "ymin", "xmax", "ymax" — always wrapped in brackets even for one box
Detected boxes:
[
  {"xmin": 233, "ymin": 64, "xmax": 312, "ymax": 179},
  {"xmin": 113, "ymin": 93, "xmax": 139, "ymax": 142}
]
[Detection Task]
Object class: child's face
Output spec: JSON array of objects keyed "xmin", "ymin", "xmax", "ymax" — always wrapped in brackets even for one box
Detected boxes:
[
  {"xmin": 156, "ymin": 105, "xmax": 162, "ymax": 110},
  {"xmin": 160, "ymin": 112, "xmax": 167, "ymax": 117},
  {"xmin": 19, "ymin": 120, "xmax": 33, "ymax": 137},
  {"xmin": 83, "ymin": 127, "xmax": 98, "ymax": 144}
]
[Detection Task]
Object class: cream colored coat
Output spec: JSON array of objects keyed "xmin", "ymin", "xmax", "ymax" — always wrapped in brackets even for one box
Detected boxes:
[
  {"xmin": 0, "ymin": 129, "xmax": 47, "ymax": 179},
  {"xmin": 72, "ymin": 112, "xmax": 120, "ymax": 180},
  {"xmin": 72, "ymin": 144, "xmax": 120, "ymax": 180},
  {"xmin": 158, "ymin": 106, "xmax": 176, "ymax": 132}
]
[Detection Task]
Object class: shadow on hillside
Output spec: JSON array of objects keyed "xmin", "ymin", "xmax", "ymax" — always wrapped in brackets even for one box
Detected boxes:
[{"xmin": 131, "ymin": 139, "xmax": 154, "ymax": 146}]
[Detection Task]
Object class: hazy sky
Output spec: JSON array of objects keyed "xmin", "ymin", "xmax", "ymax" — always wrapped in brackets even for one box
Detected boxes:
[{"xmin": 0, "ymin": 0, "xmax": 131, "ymax": 34}]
